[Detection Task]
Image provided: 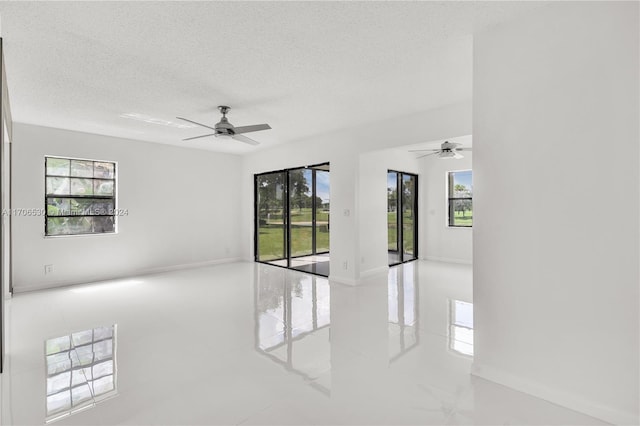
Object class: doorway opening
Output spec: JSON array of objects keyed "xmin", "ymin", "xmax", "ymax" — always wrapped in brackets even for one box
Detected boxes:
[
  {"xmin": 255, "ymin": 163, "xmax": 330, "ymax": 277},
  {"xmin": 387, "ymin": 170, "xmax": 418, "ymax": 266}
]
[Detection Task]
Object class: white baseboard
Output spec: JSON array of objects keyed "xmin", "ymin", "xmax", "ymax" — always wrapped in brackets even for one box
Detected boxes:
[
  {"xmin": 328, "ymin": 275, "xmax": 358, "ymax": 286},
  {"xmin": 13, "ymin": 257, "xmax": 243, "ymax": 294},
  {"xmin": 330, "ymin": 266, "xmax": 388, "ymax": 286},
  {"xmin": 359, "ymin": 265, "xmax": 389, "ymax": 279},
  {"xmin": 423, "ymin": 255, "xmax": 472, "ymax": 265},
  {"xmin": 471, "ymin": 362, "xmax": 638, "ymax": 425}
]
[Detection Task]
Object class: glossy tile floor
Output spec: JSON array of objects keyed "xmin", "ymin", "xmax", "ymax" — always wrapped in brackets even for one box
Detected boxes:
[
  {"xmin": 269, "ymin": 253, "xmax": 330, "ymax": 277},
  {"xmin": 0, "ymin": 261, "xmax": 605, "ymax": 425}
]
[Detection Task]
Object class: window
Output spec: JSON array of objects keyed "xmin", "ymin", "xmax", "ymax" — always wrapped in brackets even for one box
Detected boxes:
[
  {"xmin": 448, "ymin": 170, "xmax": 472, "ymax": 227},
  {"xmin": 45, "ymin": 157, "xmax": 116, "ymax": 236}
]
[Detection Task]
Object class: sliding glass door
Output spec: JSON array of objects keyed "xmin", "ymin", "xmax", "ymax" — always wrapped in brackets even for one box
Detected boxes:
[
  {"xmin": 289, "ymin": 168, "xmax": 313, "ymax": 258},
  {"xmin": 256, "ymin": 172, "xmax": 287, "ymax": 262},
  {"xmin": 255, "ymin": 163, "xmax": 330, "ymax": 276},
  {"xmin": 388, "ymin": 170, "xmax": 418, "ymax": 266},
  {"xmin": 315, "ymin": 170, "xmax": 330, "ymax": 254}
]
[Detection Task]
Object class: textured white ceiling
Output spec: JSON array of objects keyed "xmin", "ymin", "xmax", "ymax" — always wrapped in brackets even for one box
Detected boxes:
[{"xmin": 0, "ymin": 1, "xmax": 542, "ymax": 154}]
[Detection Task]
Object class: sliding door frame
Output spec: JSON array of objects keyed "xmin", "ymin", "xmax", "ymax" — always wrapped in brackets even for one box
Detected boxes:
[
  {"xmin": 388, "ymin": 170, "xmax": 419, "ymax": 266},
  {"xmin": 254, "ymin": 162, "xmax": 330, "ymax": 276}
]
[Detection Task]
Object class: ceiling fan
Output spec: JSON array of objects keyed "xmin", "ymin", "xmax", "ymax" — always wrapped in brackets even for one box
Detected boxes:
[
  {"xmin": 177, "ymin": 106, "xmax": 271, "ymax": 145},
  {"xmin": 409, "ymin": 141, "xmax": 471, "ymax": 159}
]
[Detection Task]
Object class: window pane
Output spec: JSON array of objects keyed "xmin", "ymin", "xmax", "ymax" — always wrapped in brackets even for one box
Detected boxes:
[
  {"xmin": 450, "ymin": 199, "xmax": 472, "ymax": 227},
  {"xmin": 94, "ymin": 179, "xmax": 114, "ymax": 196},
  {"xmin": 315, "ymin": 170, "xmax": 330, "ymax": 253},
  {"xmin": 94, "ymin": 162, "xmax": 114, "ymax": 179},
  {"xmin": 256, "ymin": 172, "xmax": 286, "ymax": 262},
  {"xmin": 289, "ymin": 169, "xmax": 313, "ymax": 257},
  {"xmin": 47, "ymin": 217, "xmax": 94, "ymax": 236},
  {"xmin": 70, "ymin": 160, "xmax": 93, "ymax": 177},
  {"xmin": 387, "ymin": 172, "xmax": 398, "ymax": 255},
  {"xmin": 47, "ymin": 198, "xmax": 71, "ymax": 216},
  {"xmin": 402, "ymin": 174, "xmax": 416, "ymax": 261},
  {"xmin": 71, "ymin": 199, "xmax": 114, "ymax": 216},
  {"xmin": 92, "ymin": 216, "xmax": 115, "ymax": 233},
  {"xmin": 70, "ymin": 178, "xmax": 94, "ymax": 196},
  {"xmin": 46, "ymin": 158, "xmax": 70, "ymax": 176},
  {"xmin": 450, "ymin": 170, "xmax": 472, "ymax": 198},
  {"xmin": 47, "ymin": 177, "xmax": 70, "ymax": 195}
]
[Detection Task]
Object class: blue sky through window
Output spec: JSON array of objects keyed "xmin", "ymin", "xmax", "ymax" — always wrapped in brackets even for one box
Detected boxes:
[
  {"xmin": 316, "ymin": 171, "xmax": 330, "ymax": 203},
  {"xmin": 452, "ymin": 170, "xmax": 472, "ymax": 191}
]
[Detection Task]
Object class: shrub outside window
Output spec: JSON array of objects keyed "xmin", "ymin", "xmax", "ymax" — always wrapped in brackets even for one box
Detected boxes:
[
  {"xmin": 45, "ymin": 156, "xmax": 116, "ymax": 236},
  {"xmin": 448, "ymin": 170, "xmax": 472, "ymax": 227}
]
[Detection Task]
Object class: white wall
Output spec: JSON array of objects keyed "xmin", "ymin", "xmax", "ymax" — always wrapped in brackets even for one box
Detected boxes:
[
  {"xmin": 420, "ymin": 152, "xmax": 472, "ymax": 264},
  {"xmin": 472, "ymin": 2, "xmax": 639, "ymax": 424},
  {"xmin": 12, "ymin": 123, "xmax": 243, "ymax": 292},
  {"xmin": 241, "ymin": 101, "xmax": 471, "ymax": 284},
  {"xmin": 358, "ymin": 149, "xmax": 420, "ymax": 277}
]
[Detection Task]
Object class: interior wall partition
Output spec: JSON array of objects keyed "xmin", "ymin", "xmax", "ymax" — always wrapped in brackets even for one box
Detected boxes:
[
  {"xmin": 387, "ymin": 170, "xmax": 418, "ymax": 266},
  {"xmin": 0, "ymin": 37, "xmax": 11, "ymax": 374},
  {"xmin": 255, "ymin": 163, "xmax": 330, "ymax": 277}
]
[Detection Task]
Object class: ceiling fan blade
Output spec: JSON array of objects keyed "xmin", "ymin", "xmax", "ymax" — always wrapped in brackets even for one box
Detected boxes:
[
  {"xmin": 233, "ymin": 124, "xmax": 271, "ymax": 134},
  {"xmin": 176, "ymin": 117, "xmax": 217, "ymax": 131},
  {"xmin": 457, "ymin": 147, "xmax": 472, "ymax": 151},
  {"xmin": 183, "ymin": 133, "xmax": 216, "ymax": 141},
  {"xmin": 416, "ymin": 151, "xmax": 441, "ymax": 159},
  {"xmin": 232, "ymin": 134, "xmax": 260, "ymax": 146},
  {"xmin": 408, "ymin": 149, "xmax": 439, "ymax": 152}
]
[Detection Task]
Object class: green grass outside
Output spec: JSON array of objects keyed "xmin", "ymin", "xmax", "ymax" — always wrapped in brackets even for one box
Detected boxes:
[
  {"xmin": 387, "ymin": 211, "xmax": 415, "ymax": 253},
  {"xmin": 257, "ymin": 208, "xmax": 330, "ymax": 259},
  {"xmin": 452, "ymin": 210, "xmax": 473, "ymax": 227}
]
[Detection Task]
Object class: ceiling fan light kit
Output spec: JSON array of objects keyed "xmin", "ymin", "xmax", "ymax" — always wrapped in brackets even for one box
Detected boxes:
[{"xmin": 177, "ymin": 106, "xmax": 271, "ymax": 145}]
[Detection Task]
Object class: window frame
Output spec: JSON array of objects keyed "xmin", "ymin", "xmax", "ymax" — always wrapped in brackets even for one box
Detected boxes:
[
  {"xmin": 447, "ymin": 170, "xmax": 472, "ymax": 228},
  {"xmin": 387, "ymin": 170, "xmax": 419, "ymax": 266},
  {"xmin": 44, "ymin": 155, "xmax": 118, "ymax": 237}
]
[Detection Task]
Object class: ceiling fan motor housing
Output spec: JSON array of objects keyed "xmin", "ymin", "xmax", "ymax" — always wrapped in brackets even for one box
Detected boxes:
[{"xmin": 215, "ymin": 107, "xmax": 235, "ymax": 135}]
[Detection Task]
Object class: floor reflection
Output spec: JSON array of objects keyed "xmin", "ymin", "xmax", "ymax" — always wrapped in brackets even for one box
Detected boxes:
[
  {"xmin": 1, "ymin": 262, "xmax": 603, "ymax": 425},
  {"xmin": 270, "ymin": 253, "xmax": 331, "ymax": 277},
  {"xmin": 45, "ymin": 325, "xmax": 117, "ymax": 422},
  {"xmin": 449, "ymin": 300, "xmax": 474, "ymax": 356},
  {"xmin": 388, "ymin": 265, "xmax": 420, "ymax": 362},
  {"xmin": 254, "ymin": 268, "xmax": 331, "ymax": 395}
]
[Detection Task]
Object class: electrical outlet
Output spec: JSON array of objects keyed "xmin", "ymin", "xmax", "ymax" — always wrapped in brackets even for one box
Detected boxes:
[
  {"xmin": 44, "ymin": 264, "xmax": 54, "ymax": 275},
  {"xmin": 342, "ymin": 261, "xmax": 348, "ymax": 270}
]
